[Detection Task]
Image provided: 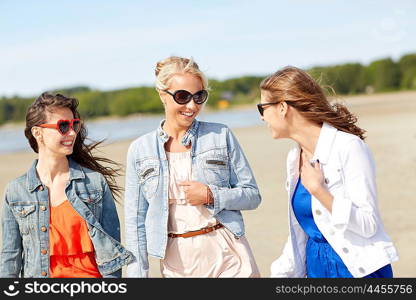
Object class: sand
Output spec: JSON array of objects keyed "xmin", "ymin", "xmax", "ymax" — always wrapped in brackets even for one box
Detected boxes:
[{"xmin": 0, "ymin": 90, "xmax": 415, "ymax": 277}]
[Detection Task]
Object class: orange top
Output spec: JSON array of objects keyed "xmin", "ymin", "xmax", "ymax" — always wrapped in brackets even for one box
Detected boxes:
[{"xmin": 49, "ymin": 200, "xmax": 102, "ymax": 278}]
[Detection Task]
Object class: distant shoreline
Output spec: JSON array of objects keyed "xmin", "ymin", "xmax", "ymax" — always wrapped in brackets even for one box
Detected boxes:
[
  {"xmin": 0, "ymin": 101, "xmax": 257, "ymax": 131},
  {"xmin": 1, "ymin": 89, "xmax": 414, "ymax": 131}
]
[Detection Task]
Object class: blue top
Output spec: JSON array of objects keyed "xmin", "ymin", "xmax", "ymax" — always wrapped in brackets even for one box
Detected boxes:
[{"xmin": 292, "ymin": 178, "xmax": 393, "ymax": 278}]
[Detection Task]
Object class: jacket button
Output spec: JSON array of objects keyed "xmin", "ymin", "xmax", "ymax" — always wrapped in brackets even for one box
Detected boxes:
[
  {"xmin": 359, "ymin": 267, "xmax": 365, "ymax": 273},
  {"xmin": 342, "ymin": 247, "xmax": 349, "ymax": 254},
  {"xmin": 40, "ymin": 205, "xmax": 46, "ymax": 211},
  {"xmin": 41, "ymin": 226, "xmax": 47, "ymax": 232},
  {"xmin": 41, "ymin": 249, "xmax": 47, "ymax": 255},
  {"xmin": 315, "ymin": 210, "xmax": 322, "ymax": 215},
  {"xmin": 41, "ymin": 271, "xmax": 47, "ymax": 276}
]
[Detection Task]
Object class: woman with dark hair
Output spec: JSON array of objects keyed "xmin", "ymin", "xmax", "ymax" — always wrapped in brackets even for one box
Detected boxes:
[
  {"xmin": 258, "ymin": 67, "xmax": 398, "ymax": 278},
  {"xmin": 0, "ymin": 92, "xmax": 133, "ymax": 278}
]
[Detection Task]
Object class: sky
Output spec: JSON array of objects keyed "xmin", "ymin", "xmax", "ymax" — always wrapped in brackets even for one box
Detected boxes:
[{"xmin": 1, "ymin": 0, "xmax": 415, "ymax": 97}]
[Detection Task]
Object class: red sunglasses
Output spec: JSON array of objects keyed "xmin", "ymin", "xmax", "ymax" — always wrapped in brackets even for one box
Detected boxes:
[{"xmin": 38, "ymin": 119, "xmax": 82, "ymax": 135}]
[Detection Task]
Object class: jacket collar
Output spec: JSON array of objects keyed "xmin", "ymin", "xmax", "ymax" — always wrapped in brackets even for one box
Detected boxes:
[
  {"xmin": 27, "ymin": 156, "xmax": 85, "ymax": 192},
  {"xmin": 312, "ymin": 122, "xmax": 338, "ymax": 164},
  {"xmin": 288, "ymin": 122, "xmax": 338, "ymax": 173},
  {"xmin": 156, "ymin": 119, "xmax": 200, "ymax": 146}
]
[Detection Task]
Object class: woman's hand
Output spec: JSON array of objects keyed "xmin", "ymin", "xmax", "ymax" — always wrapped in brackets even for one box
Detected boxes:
[
  {"xmin": 178, "ymin": 181, "xmax": 212, "ymax": 206},
  {"xmin": 300, "ymin": 151, "xmax": 334, "ymax": 212},
  {"xmin": 300, "ymin": 151, "xmax": 325, "ymax": 195}
]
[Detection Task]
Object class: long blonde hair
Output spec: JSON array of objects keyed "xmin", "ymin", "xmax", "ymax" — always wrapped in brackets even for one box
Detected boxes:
[{"xmin": 260, "ymin": 66, "xmax": 366, "ymax": 140}]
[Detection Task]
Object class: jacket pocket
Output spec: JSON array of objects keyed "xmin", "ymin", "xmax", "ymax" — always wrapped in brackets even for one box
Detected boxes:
[
  {"xmin": 10, "ymin": 203, "xmax": 36, "ymax": 235},
  {"xmin": 201, "ymin": 155, "xmax": 230, "ymax": 187},
  {"xmin": 137, "ymin": 160, "xmax": 160, "ymax": 199},
  {"xmin": 11, "ymin": 203, "xmax": 36, "ymax": 217},
  {"xmin": 76, "ymin": 189, "xmax": 104, "ymax": 222},
  {"xmin": 78, "ymin": 190, "xmax": 104, "ymax": 204}
]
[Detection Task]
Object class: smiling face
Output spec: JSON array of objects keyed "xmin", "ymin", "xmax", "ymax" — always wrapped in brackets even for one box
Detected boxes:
[
  {"xmin": 260, "ymin": 89, "xmax": 290, "ymax": 139},
  {"xmin": 160, "ymin": 73, "xmax": 204, "ymax": 129},
  {"xmin": 33, "ymin": 107, "xmax": 78, "ymax": 157}
]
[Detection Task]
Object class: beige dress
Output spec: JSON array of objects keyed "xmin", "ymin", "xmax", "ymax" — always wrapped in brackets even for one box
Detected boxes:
[{"xmin": 160, "ymin": 150, "xmax": 260, "ymax": 277}]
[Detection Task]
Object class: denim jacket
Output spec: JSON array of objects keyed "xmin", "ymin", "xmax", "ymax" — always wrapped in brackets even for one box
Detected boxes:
[
  {"xmin": 124, "ymin": 120, "xmax": 261, "ymax": 277},
  {"xmin": 0, "ymin": 158, "xmax": 134, "ymax": 278}
]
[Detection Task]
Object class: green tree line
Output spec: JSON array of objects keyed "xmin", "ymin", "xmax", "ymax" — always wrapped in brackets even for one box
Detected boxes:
[{"xmin": 1, "ymin": 53, "xmax": 415, "ymax": 125}]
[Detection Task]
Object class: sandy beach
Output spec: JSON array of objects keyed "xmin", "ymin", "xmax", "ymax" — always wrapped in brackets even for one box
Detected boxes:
[{"xmin": 0, "ymin": 90, "xmax": 415, "ymax": 277}]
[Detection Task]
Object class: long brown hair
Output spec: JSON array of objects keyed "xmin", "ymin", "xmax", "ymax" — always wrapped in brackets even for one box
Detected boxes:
[
  {"xmin": 260, "ymin": 66, "xmax": 366, "ymax": 140},
  {"xmin": 24, "ymin": 92, "xmax": 122, "ymax": 200}
]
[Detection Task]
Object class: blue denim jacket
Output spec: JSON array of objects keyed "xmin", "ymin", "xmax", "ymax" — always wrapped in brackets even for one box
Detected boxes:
[
  {"xmin": 124, "ymin": 120, "xmax": 261, "ymax": 277},
  {"xmin": 0, "ymin": 158, "xmax": 134, "ymax": 278}
]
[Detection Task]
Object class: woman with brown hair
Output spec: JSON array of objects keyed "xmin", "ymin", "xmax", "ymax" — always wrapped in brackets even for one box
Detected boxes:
[
  {"xmin": 258, "ymin": 66, "xmax": 398, "ymax": 278},
  {"xmin": 0, "ymin": 92, "xmax": 133, "ymax": 278}
]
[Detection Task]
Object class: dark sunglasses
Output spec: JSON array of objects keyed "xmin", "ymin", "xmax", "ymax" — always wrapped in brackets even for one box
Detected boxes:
[
  {"xmin": 257, "ymin": 102, "xmax": 280, "ymax": 116},
  {"xmin": 39, "ymin": 119, "xmax": 82, "ymax": 135},
  {"xmin": 165, "ymin": 89, "xmax": 208, "ymax": 105}
]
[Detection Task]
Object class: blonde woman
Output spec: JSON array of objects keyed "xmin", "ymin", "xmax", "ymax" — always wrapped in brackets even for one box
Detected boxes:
[{"xmin": 124, "ymin": 56, "xmax": 261, "ymax": 277}]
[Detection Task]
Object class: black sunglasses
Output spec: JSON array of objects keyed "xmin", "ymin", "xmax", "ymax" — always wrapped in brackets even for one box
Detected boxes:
[
  {"xmin": 165, "ymin": 89, "xmax": 208, "ymax": 105},
  {"xmin": 257, "ymin": 102, "xmax": 280, "ymax": 116}
]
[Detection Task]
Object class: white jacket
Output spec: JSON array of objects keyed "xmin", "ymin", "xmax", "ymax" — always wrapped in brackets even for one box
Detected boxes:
[{"xmin": 271, "ymin": 122, "xmax": 398, "ymax": 278}]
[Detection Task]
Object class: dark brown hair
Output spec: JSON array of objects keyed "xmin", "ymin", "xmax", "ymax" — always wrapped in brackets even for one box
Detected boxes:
[
  {"xmin": 260, "ymin": 66, "xmax": 366, "ymax": 140},
  {"xmin": 24, "ymin": 92, "xmax": 122, "ymax": 200}
]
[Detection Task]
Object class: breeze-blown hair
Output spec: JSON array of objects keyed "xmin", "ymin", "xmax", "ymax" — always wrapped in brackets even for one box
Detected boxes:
[
  {"xmin": 260, "ymin": 66, "xmax": 366, "ymax": 140},
  {"xmin": 24, "ymin": 92, "xmax": 123, "ymax": 200}
]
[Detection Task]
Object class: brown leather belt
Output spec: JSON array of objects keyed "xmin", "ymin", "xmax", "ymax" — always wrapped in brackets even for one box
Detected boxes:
[{"xmin": 168, "ymin": 223, "xmax": 224, "ymax": 238}]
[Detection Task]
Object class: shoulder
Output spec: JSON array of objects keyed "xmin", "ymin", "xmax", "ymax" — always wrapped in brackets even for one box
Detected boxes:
[
  {"xmin": 331, "ymin": 131, "xmax": 374, "ymax": 171},
  {"xmin": 4, "ymin": 168, "xmax": 33, "ymax": 203},
  {"xmin": 197, "ymin": 121, "xmax": 236, "ymax": 148},
  {"xmin": 127, "ymin": 129, "xmax": 158, "ymax": 157},
  {"xmin": 80, "ymin": 165, "xmax": 105, "ymax": 181},
  {"xmin": 5, "ymin": 174, "xmax": 27, "ymax": 195},
  {"xmin": 130, "ymin": 129, "xmax": 157, "ymax": 147},
  {"xmin": 335, "ymin": 130, "xmax": 363, "ymax": 146},
  {"xmin": 334, "ymin": 130, "xmax": 369, "ymax": 156},
  {"xmin": 75, "ymin": 165, "xmax": 108, "ymax": 192},
  {"xmin": 197, "ymin": 121, "xmax": 229, "ymax": 134}
]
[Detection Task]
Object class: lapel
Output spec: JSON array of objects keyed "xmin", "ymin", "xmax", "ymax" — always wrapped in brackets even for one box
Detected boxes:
[{"xmin": 312, "ymin": 122, "xmax": 338, "ymax": 164}]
